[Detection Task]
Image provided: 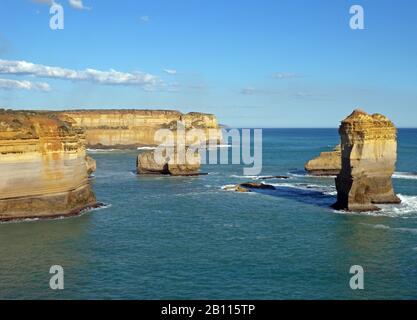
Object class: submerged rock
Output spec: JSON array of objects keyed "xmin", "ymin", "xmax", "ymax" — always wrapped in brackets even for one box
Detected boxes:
[
  {"xmin": 239, "ymin": 182, "xmax": 276, "ymax": 190},
  {"xmin": 305, "ymin": 145, "xmax": 341, "ymax": 176},
  {"xmin": 257, "ymin": 175, "xmax": 289, "ymax": 180},
  {"xmin": 223, "ymin": 182, "xmax": 276, "ymax": 192},
  {"xmin": 332, "ymin": 109, "xmax": 401, "ymax": 212},
  {"xmin": 137, "ymin": 148, "xmax": 201, "ymax": 176},
  {"xmin": 0, "ymin": 110, "xmax": 97, "ymax": 221}
]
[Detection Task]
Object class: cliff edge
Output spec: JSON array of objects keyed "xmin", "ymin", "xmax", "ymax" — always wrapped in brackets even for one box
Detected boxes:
[
  {"xmin": 62, "ymin": 109, "xmax": 221, "ymax": 148},
  {"xmin": 0, "ymin": 110, "xmax": 97, "ymax": 221}
]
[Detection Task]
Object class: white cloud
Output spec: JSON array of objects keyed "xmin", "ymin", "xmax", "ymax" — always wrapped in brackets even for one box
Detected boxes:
[
  {"xmin": 163, "ymin": 69, "xmax": 177, "ymax": 75},
  {"xmin": 272, "ymin": 72, "xmax": 301, "ymax": 79},
  {"xmin": 240, "ymin": 87, "xmax": 280, "ymax": 95},
  {"xmin": 0, "ymin": 79, "xmax": 51, "ymax": 91},
  {"xmin": 32, "ymin": 0, "xmax": 56, "ymax": 5},
  {"xmin": 140, "ymin": 16, "xmax": 150, "ymax": 22},
  {"xmin": 32, "ymin": 0, "xmax": 91, "ymax": 10},
  {"xmin": 68, "ymin": 0, "xmax": 90, "ymax": 10},
  {"xmin": 0, "ymin": 59, "xmax": 160, "ymax": 89}
]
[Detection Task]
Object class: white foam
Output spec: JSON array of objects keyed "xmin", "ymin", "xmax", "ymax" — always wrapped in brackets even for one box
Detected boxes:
[
  {"xmin": 270, "ymin": 182, "xmax": 336, "ymax": 195},
  {"xmin": 362, "ymin": 223, "xmax": 417, "ymax": 234},
  {"xmin": 137, "ymin": 146, "xmax": 156, "ymax": 150},
  {"xmin": 288, "ymin": 171, "xmax": 336, "ymax": 179},
  {"xmin": 0, "ymin": 203, "xmax": 112, "ymax": 225},
  {"xmin": 230, "ymin": 175, "xmax": 289, "ymax": 180},
  {"xmin": 393, "ymin": 172, "xmax": 417, "ymax": 180},
  {"xmin": 337, "ymin": 194, "xmax": 417, "ymax": 218},
  {"xmin": 87, "ymin": 148, "xmax": 117, "ymax": 153},
  {"xmin": 221, "ymin": 184, "xmax": 238, "ymax": 190}
]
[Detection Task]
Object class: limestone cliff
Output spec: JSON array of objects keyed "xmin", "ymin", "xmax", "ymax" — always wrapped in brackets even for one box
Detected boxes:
[
  {"xmin": 62, "ymin": 109, "xmax": 221, "ymax": 148},
  {"xmin": 0, "ymin": 110, "xmax": 97, "ymax": 221},
  {"xmin": 305, "ymin": 145, "xmax": 341, "ymax": 176},
  {"xmin": 333, "ymin": 109, "xmax": 401, "ymax": 212}
]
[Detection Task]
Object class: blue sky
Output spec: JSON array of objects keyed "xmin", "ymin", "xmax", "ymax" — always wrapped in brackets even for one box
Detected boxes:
[{"xmin": 0, "ymin": 0, "xmax": 416, "ymax": 127}]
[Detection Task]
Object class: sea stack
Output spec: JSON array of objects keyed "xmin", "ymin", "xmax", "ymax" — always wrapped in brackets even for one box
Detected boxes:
[
  {"xmin": 0, "ymin": 110, "xmax": 97, "ymax": 221},
  {"xmin": 137, "ymin": 148, "xmax": 201, "ymax": 176},
  {"xmin": 305, "ymin": 144, "xmax": 342, "ymax": 176},
  {"xmin": 332, "ymin": 109, "xmax": 401, "ymax": 212}
]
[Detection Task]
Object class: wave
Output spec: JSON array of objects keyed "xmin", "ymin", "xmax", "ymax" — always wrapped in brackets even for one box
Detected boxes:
[
  {"xmin": 87, "ymin": 148, "xmax": 118, "ymax": 153},
  {"xmin": 137, "ymin": 146, "xmax": 156, "ymax": 150},
  {"xmin": 288, "ymin": 170, "xmax": 417, "ymax": 180},
  {"xmin": 336, "ymin": 194, "xmax": 417, "ymax": 218},
  {"xmin": 361, "ymin": 223, "xmax": 417, "ymax": 234},
  {"xmin": 393, "ymin": 172, "xmax": 417, "ymax": 180},
  {"xmin": 270, "ymin": 182, "xmax": 337, "ymax": 195},
  {"xmin": 287, "ymin": 170, "xmax": 336, "ymax": 179},
  {"xmin": 230, "ymin": 175, "xmax": 290, "ymax": 180},
  {"xmin": 0, "ymin": 203, "xmax": 112, "ymax": 225}
]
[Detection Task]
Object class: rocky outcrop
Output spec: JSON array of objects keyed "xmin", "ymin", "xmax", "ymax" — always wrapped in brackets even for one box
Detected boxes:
[
  {"xmin": 332, "ymin": 109, "xmax": 401, "ymax": 212},
  {"xmin": 0, "ymin": 110, "xmax": 97, "ymax": 221},
  {"xmin": 137, "ymin": 148, "xmax": 201, "ymax": 176},
  {"xmin": 62, "ymin": 109, "xmax": 221, "ymax": 148},
  {"xmin": 305, "ymin": 145, "xmax": 341, "ymax": 176},
  {"xmin": 86, "ymin": 155, "xmax": 96, "ymax": 176},
  {"xmin": 223, "ymin": 182, "xmax": 276, "ymax": 193}
]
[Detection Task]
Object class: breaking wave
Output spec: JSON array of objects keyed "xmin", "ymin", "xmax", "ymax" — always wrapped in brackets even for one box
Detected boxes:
[
  {"xmin": 393, "ymin": 172, "xmax": 417, "ymax": 180},
  {"xmin": 0, "ymin": 203, "xmax": 112, "ymax": 225},
  {"xmin": 336, "ymin": 194, "xmax": 417, "ymax": 218},
  {"xmin": 230, "ymin": 175, "xmax": 289, "ymax": 180},
  {"xmin": 362, "ymin": 223, "xmax": 417, "ymax": 234},
  {"xmin": 87, "ymin": 148, "xmax": 117, "ymax": 153},
  {"xmin": 137, "ymin": 146, "xmax": 156, "ymax": 150}
]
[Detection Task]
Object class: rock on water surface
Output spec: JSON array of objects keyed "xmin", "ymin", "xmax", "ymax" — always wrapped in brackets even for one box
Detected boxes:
[
  {"xmin": 332, "ymin": 109, "xmax": 401, "ymax": 212},
  {"xmin": 137, "ymin": 148, "xmax": 201, "ymax": 176},
  {"xmin": 0, "ymin": 110, "xmax": 97, "ymax": 221},
  {"xmin": 305, "ymin": 145, "xmax": 341, "ymax": 176}
]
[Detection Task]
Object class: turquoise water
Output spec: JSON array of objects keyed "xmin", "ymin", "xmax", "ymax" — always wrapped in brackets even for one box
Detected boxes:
[{"xmin": 1, "ymin": 129, "xmax": 417, "ymax": 300}]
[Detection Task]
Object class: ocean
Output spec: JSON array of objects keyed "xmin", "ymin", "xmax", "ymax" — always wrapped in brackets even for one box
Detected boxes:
[{"xmin": 1, "ymin": 128, "xmax": 417, "ymax": 299}]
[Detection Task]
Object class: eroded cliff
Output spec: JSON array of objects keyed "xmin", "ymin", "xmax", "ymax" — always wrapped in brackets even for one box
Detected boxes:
[
  {"xmin": 0, "ymin": 110, "xmax": 97, "ymax": 221},
  {"xmin": 62, "ymin": 109, "xmax": 221, "ymax": 148}
]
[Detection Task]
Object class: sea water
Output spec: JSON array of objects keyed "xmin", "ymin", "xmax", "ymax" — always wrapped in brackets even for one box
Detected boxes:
[{"xmin": 1, "ymin": 129, "xmax": 417, "ymax": 299}]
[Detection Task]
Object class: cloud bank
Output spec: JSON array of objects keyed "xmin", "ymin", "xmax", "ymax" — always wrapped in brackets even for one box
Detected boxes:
[
  {"xmin": 68, "ymin": 0, "xmax": 90, "ymax": 10},
  {"xmin": 163, "ymin": 69, "xmax": 177, "ymax": 75},
  {"xmin": 272, "ymin": 72, "xmax": 302, "ymax": 79},
  {"xmin": 0, "ymin": 59, "xmax": 160, "ymax": 89},
  {"xmin": 0, "ymin": 79, "xmax": 51, "ymax": 91}
]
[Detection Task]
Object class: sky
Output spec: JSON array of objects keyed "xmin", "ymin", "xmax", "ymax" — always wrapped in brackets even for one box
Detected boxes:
[{"xmin": 0, "ymin": 0, "xmax": 416, "ymax": 127}]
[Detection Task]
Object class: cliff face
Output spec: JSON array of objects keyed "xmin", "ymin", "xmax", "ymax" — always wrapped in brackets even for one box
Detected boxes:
[
  {"xmin": 305, "ymin": 145, "xmax": 341, "ymax": 176},
  {"xmin": 0, "ymin": 110, "xmax": 97, "ymax": 221},
  {"xmin": 333, "ymin": 109, "xmax": 401, "ymax": 212},
  {"xmin": 62, "ymin": 110, "xmax": 221, "ymax": 148}
]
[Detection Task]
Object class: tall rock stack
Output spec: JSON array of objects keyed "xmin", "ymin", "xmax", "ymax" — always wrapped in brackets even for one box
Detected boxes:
[{"xmin": 333, "ymin": 109, "xmax": 401, "ymax": 212}]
